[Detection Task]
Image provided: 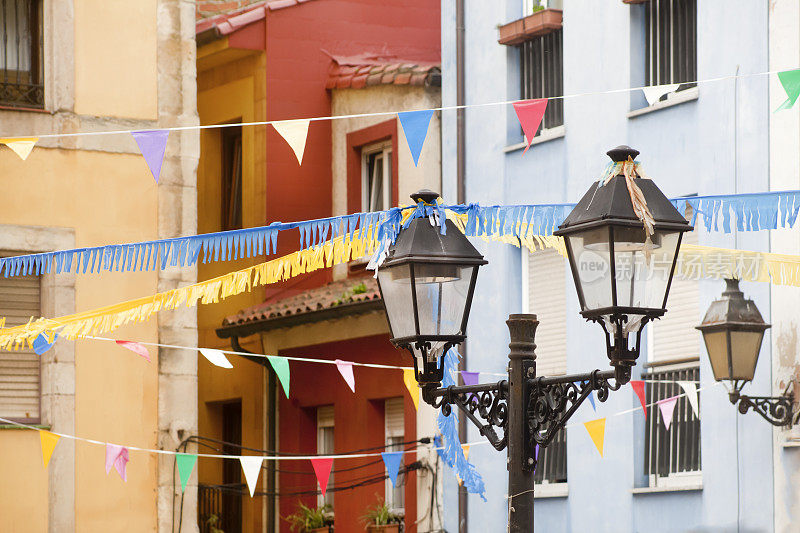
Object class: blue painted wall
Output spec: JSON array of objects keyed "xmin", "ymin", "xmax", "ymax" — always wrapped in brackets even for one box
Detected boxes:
[{"xmin": 441, "ymin": 1, "xmax": 773, "ymax": 531}]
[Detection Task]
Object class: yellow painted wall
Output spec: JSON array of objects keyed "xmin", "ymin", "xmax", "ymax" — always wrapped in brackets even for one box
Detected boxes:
[
  {"xmin": 0, "ymin": 146, "xmax": 160, "ymax": 532},
  {"xmin": 197, "ymin": 44, "xmax": 267, "ymax": 532},
  {"xmin": 74, "ymin": 0, "xmax": 158, "ymax": 119}
]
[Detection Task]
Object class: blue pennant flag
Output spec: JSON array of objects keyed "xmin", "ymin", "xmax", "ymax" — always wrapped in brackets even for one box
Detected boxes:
[
  {"xmin": 33, "ymin": 332, "xmax": 58, "ymax": 355},
  {"xmin": 588, "ymin": 390, "xmax": 596, "ymax": 411},
  {"xmin": 381, "ymin": 452, "xmax": 404, "ymax": 487},
  {"xmin": 398, "ymin": 110, "xmax": 434, "ymax": 166}
]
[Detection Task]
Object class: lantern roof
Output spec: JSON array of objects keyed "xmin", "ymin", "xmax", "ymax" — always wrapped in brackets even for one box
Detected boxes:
[
  {"xmin": 382, "ymin": 190, "xmax": 487, "ymax": 268},
  {"xmin": 696, "ymin": 279, "xmax": 771, "ymax": 332},
  {"xmin": 555, "ymin": 146, "xmax": 692, "ymax": 234}
]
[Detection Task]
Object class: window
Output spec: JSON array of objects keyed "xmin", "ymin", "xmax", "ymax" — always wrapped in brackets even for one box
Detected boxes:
[
  {"xmin": 384, "ymin": 398, "xmax": 405, "ymax": 512},
  {"xmin": 0, "ymin": 250, "xmax": 41, "ymax": 422},
  {"xmin": 221, "ymin": 125, "xmax": 242, "ymax": 231},
  {"xmin": 0, "ymin": 0, "xmax": 43, "ymax": 108},
  {"xmin": 644, "ymin": 0, "xmax": 697, "ymax": 92},
  {"xmin": 361, "ymin": 142, "xmax": 392, "ymax": 213},
  {"xmin": 317, "ymin": 405, "xmax": 335, "ymax": 509},
  {"xmin": 221, "ymin": 401, "xmax": 243, "ymax": 533},
  {"xmin": 522, "ymin": 0, "xmax": 562, "ymax": 16},
  {"xmin": 523, "ymin": 248, "xmax": 567, "ymax": 486},
  {"xmin": 520, "ymin": 29, "xmax": 563, "ymax": 132}
]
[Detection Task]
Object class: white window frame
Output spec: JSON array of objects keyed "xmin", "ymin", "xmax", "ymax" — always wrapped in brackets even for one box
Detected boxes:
[
  {"xmin": 384, "ymin": 398, "xmax": 405, "ymax": 513},
  {"xmin": 361, "ymin": 141, "xmax": 392, "ymax": 213},
  {"xmin": 317, "ymin": 405, "xmax": 335, "ymax": 509}
]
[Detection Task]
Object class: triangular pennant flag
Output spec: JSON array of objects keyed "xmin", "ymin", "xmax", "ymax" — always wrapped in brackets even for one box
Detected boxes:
[
  {"xmin": 105, "ymin": 444, "xmax": 129, "ymax": 482},
  {"xmin": 381, "ymin": 452, "xmax": 403, "ymax": 487},
  {"xmin": 310, "ymin": 457, "xmax": 334, "ymax": 497},
  {"xmin": 587, "ymin": 390, "xmax": 597, "ymax": 411},
  {"xmin": 584, "ymin": 418, "xmax": 606, "ymax": 458},
  {"xmin": 631, "ymin": 380, "xmax": 647, "ymax": 419},
  {"xmin": 334, "ymin": 359, "xmax": 355, "ymax": 393},
  {"xmin": 398, "ymin": 109, "xmax": 434, "ymax": 166},
  {"xmin": 116, "ymin": 340, "xmax": 151, "ymax": 362},
  {"xmin": 533, "ymin": 444, "xmax": 540, "ymax": 473},
  {"xmin": 33, "ymin": 332, "xmax": 58, "ymax": 355},
  {"xmin": 199, "ymin": 348, "xmax": 233, "ymax": 369},
  {"xmin": 658, "ymin": 397, "xmax": 678, "ymax": 431},
  {"xmin": 131, "ymin": 130, "xmax": 169, "ymax": 183},
  {"xmin": 240, "ymin": 456, "xmax": 264, "ymax": 497},
  {"xmin": 267, "ymin": 355, "xmax": 290, "ymax": 398},
  {"xmin": 0, "ymin": 137, "xmax": 37, "ymax": 160},
  {"xmin": 402, "ymin": 368, "xmax": 419, "ymax": 410},
  {"xmin": 776, "ymin": 68, "xmax": 800, "ymax": 111},
  {"xmin": 461, "ymin": 444, "xmax": 470, "ymax": 460},
  {"xmin": 460, "ymin": 371, "xmax": 479, "ymax": 386},
  {"xmin": 39, "ymin": 430, "xmax": 60, "ymax": 468},
  {"xmin": 272, "ymin": 119, "xmax": 310, "ymax": 164},
  {"xmin": 641, "ymin": 83, "xmax": 680, "ymax": 106},
  {"xmin": 512, "ymin": 99, "xmax": 547, "ymax": 154},
  {"xmin": 176, "ymin": 453, "xmax": 198, "ymax": 493},
  {"xmin": 677, "ymin": 381, "xmax": 699, "ymax": 419}
]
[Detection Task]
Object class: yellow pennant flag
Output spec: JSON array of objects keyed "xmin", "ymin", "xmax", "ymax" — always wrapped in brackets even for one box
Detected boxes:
[
  {"xmin": 272, "ymin": 119, "xmax": 310, "ymax": 164},
  {"xmin": 40, "ymin": 430, "xmax": 60, "ymax": 468},
  {"xmin": 584, "ymin": 418, "xmax": 606, "ymax": 458},
  {"xmin": 0, "ymin": 137, "xmax": 38, "ymax": 160},
  {"xmin": 462, "ymin": 443, "xmax": 470, "ymax": 460},
  {"xmin": 402, "ymin": 368, "xmax": 420, "ymax": 410}
]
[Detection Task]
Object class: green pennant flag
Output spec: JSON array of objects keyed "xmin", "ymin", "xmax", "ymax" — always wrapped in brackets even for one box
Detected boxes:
[
  {"xmin": 176, "ymin": 453, "xmax": 198, "ymax": 493},
  {"xmin": 775, "ymin": 68, "xmax": 800, "ymax": 112},
  {"xmin": 267, "ymin": 355, "xmax": 290, "ymax": 398}
]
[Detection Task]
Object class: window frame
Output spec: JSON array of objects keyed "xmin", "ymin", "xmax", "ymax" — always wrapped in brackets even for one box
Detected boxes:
[
  {"xmin": 0, "ymin": 0, "xmax": 44, "ymax": 110},
  {"xmin": 643, "ymin": 0, "xmax": 697, "ymax": 92},
  {"xmin": 317, "ymin": 405, "xmax": 335, "ymax": 509},
  {"xmin": 384, "ymin": 397, "xmax": 405, "ymax": 514},
  {"xmin": 361, "ymin": 141, "xmax": 392, "ymax": 214},
  {"xmin": 346, "ymin": 119, "xmax": 398, "ymax": 215},
  {"xmin": 518, "ymin": 28, "xmax": 564, "ymax": 135},
  {"xmin": 220, "ymin": 124, "xmax": 243, "ymax": 231}
]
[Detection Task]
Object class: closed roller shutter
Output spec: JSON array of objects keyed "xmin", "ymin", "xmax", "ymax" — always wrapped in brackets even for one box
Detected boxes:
[
  {"xmin": 385, "ymin": 397, "xmax": 404, "ymax": 438},
  {"xmin": 527, "ymin": 248, "xmax": 567, "ymax": 376},
  {"xmin": 0, "ymin": 252, "xmax": 42, "ymax": 421}
]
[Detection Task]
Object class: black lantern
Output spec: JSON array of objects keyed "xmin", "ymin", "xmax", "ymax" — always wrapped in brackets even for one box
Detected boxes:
[
  {"xmin": 554, "ymin": 145, "xmax": 692, "ymax": 373},
  {"xmin": 376, "ymin": 190, "xmax": 487, "ymax": 385},
  {"xmin": 696, "ymin": 278, "xmax": 770, "ymax": 389}
]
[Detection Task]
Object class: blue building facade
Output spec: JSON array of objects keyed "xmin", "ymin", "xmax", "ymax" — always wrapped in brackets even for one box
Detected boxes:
[{"xmin": 440, "ymin": 1, "xmax": 782, "ymax": 531}]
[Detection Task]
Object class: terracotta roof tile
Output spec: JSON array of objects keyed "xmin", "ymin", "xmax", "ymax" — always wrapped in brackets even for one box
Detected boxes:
[{"xmin": 325, "ymin": 53, "xmax": 441, "ymax": 90}]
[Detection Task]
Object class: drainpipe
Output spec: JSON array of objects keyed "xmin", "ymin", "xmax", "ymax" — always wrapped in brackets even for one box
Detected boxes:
[
  {"xmin": 231, "ymin": 336, "xmax": 277, "ymax": 533},
  {"xmin": 455, "ymin": 0, "xmax": 468, "ymax": 531}
]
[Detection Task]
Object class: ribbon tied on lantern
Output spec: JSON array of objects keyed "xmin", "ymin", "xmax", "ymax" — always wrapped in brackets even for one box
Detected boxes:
[{"xmin": 599, "ymin": 156, "xmax": 656, "ymax": 236}]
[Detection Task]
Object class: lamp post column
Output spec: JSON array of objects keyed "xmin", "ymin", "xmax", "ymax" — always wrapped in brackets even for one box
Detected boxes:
[{"xmin": 506, "ymin": 313, "xmax": 538, "ymax": 532}]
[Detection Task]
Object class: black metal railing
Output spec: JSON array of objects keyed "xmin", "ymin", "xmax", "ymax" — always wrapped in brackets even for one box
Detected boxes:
[
  {"xmin": 520, "ymin": 29, "xmax": 563, "ymax": 132},
  {"xmin": 198, "ymin": 483, "xmax": 244, "ymax": 533},
  {"xmin": 0, "ymin": 0, "xmax": 43, "ymax": 108},
  {"xmin": 644, "ymin": 365, "xmax": 701, "ymax": 480},
  {"xmin": 534, "ymin": 427, "xmax": 566, "ymax": 485},
  {"xmin": 644, "ymin": 0, "xmax": 697, "ymax": 90}
]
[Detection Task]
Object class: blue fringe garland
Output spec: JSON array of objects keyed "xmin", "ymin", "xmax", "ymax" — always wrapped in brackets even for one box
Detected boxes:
[
  {"xmin": 3, "ymin": 190, "xmax": 800, "ymax": 278},
  {"xmin": 437, "ymin": 348, "xmax": 487, "ymax": 501}
]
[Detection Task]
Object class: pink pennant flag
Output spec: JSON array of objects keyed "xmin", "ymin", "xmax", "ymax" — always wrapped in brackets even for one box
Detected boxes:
[
  {"xmin": 105, "ymin": 444, "xmax": 129, "ymax": 482},
  {"xmin": 630, "ymin": 380, "xmax": 647, "ymax": 419},
  {"xmin": 658, "ymin": 397, "xmax": 679, "ymax": 431},
  {"xmin": 311, "ymin": 457, "xmax": 334, "ymax": 497},
  {"xmin": 115, "ymin": 340, "xmax": 151, "ymax": 362},
  {"xmin": 131, "ymin": 130, "xmax": 169, "ymax": 183},
  {"xmin": 512, "ymin": 99, "xmax": 548, "ymax": 154},
  {"xmin": 334, "ymin": 359, "xmax": 355, "ymax": 393}
]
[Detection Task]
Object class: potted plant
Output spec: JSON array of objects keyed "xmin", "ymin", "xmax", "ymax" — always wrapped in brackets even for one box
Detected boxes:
[
  {"xmin": 360, "ymin": 499, "xmax": 403, "ymax": 533},
  {"xmin": 284, "ymin": 502, "xmax": 334, "ymax": 533}
]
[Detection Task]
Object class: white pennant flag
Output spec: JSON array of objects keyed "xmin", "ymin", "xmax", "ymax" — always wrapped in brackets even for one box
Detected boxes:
[
  {"xmin": 641, "ymin": 83, "xmax": 680, "ymax": 106},
  {"xmin": 273, "ymin": 119, "xmax": 310, "ymax": 164},
  {"xmin": 1, "ymin": 137, "xmax": 38, "ymax": 160},
  {"xmin": 677, "ymin": 381, "xmax": 700, "ymax": 419},
  {"xmin": 240, "ymin": 456, "xmax": 264, "ymax": 497},
  {"xmin": 199, "ymin": 348, "xmax": 233, "ymax": 369}
]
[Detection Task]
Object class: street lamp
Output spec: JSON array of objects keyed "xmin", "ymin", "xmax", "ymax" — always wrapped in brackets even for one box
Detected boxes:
[
  {"xmin": 377, "ymin": 146, "xmax": 688, "ymax": 531},
  {"xmin": 697, "ymin": 278, "xmax": 795, "ymax": 427}
]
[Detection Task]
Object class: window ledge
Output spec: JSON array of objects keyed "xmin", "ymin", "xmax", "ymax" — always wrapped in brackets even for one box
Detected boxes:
[
  {"xmin": 631, "ymin": 483, "xmax": 703, "ymax": 495},
  {"xmin": 498, "ymin": 9, "xmax": 562, "ymax": 46},
  {"xmin": 504, "ymin": 125, "xmax": 565, "ymax": 153},
  {"xmin": 534, "ymin": 483, "xmax": 568, "ymax": 499},
  {"xmin": 627, "ymin": 87, "xmax": 699, "ymax": 119},
  {"xmin": 0, "ymin": 424, "xmax": 49, "ymax": 430}
]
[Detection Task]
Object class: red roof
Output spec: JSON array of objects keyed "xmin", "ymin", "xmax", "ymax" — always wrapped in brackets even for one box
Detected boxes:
[
  {"xmin": 325, "ymin": 53, "xmax": 441, "ymax": 90},
  {"xmin": 196, "ymin": 0, "xmax": 316, "ymax": 38}
]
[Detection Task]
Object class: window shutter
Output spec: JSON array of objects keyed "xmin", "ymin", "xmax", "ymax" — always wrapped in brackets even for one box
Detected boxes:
[
  {"xmin": 527, "ymin": 248, "xmax": 567, "ymax": 375},
  {"xmin": 650, "ymin": 229, "xmax": 700, "ymax": 363},
  {"xmin": 0, "ymin": 263, "xmax": 41, "ymax": 421},
  {"xmin": 385, "ymin": 398, "xmax": 404, "ymax": 438}
]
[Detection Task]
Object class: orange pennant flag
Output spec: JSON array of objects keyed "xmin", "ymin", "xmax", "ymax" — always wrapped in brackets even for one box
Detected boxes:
[
  {"xmin": 402, "ymin": 368, "xmax": 420, "ymax": 410},
  {"xmin": 584, "ymin": 418, "xmax": 606, "ymax": 458},
  {"xmin": 40, "ymin": 430, "xmax": 60, "ymax": 468}
]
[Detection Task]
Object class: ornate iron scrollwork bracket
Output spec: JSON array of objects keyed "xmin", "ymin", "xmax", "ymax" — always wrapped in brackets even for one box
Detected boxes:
[{"xmin": 731, "ymin": 389, "xmax": 796, "ymax": 427}]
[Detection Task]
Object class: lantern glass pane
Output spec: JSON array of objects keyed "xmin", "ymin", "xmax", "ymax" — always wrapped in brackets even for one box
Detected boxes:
[
  {"xmin": 566, "ymin": 227, "xmax": 613, "ymax": 311},
  {"xmin": 612, "ymin": 228, "xmax": 681, "ymax": 311},
  {"xmin": 703, "ymin": 330, "xmax": 731, "ymax": 381},
  {"xmin": 413, "ymin": 264, "xmax": 474, "ymax": 337},
  {"xmin": 730, "ymin": 330, "xmax": 764, "ymax": 381},
  {"xmin": 377, "ymin": 264, "xmax": 417, "ymax": 339}
]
